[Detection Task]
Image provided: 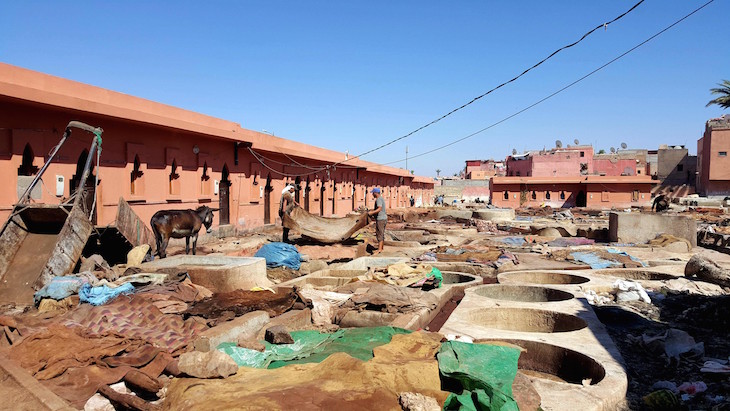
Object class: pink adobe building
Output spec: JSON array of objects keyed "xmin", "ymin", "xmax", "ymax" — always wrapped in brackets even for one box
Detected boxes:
[
  {"xmin": 490, "ymin": 175, "xmax": 655, "ymax": 209},
  {"xmin": 506, "ymin": 145, "xmax": 594, "ymax": 177},
  {"xmin": 464, "ymin": 159, "xmax": 505, "ymax": 179},
  {"xmin": 0, "ymin": 63, "xmax": 434, "ymax": 231},
  {"xmin": 697, "ymin": 115, "xmax": 730, "ymax": 196}
]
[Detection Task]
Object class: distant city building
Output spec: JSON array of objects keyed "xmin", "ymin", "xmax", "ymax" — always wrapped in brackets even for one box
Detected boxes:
[
  {"xmin": 464, "ymin": 159, "xmax": 505, "ymax": 179},
  {"xmin": 697, "ymin": 115, "xmax": 730, "ymax": 196},
  {"xmin": 506, "ymin": 145, "xmax": 594, "ymax": 177},
  {"xmin": 490, "ymin": 175, "xmax": 654, "ymax": 209}
]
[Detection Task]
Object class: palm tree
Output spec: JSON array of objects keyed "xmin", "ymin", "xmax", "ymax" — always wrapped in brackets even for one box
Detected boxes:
[
  {"xmin": 436, "ymin": 169, "xmax": 441, "ymax": 177},
  {"xmin": 706, "ymin": 79, "xmax": 730, "ymax": 110}
]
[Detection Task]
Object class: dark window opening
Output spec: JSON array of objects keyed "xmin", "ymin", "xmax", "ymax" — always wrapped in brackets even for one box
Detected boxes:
[
  {"xmin": 169, "ymin": 159, "xmax": 180, "ymax": 195},
  {"xmin": 503, "ymin": 191, "xmax": 509, "ymax": 200},
  {"xmin": 720, "ymin": 152, "xmax": 728, "ymax": 157},
  {"xmin": 531, "ymin": 191, "xmax": 536, "ymax": 200},
  {"xmin": 560, "ymin": 191, "xmax": 566, "ymax": 200},
  {"xmin": 545, "ymin": 191, "xmax": 551, "ymax": 200},
  {"xmin": 580, "ymin": 151, "xmax": 585, "ymax": 157},
  {"xmin": 131, "ymin": 155, "xmax": 143, "ymax": 195},
  {"xmin": 18, "ymin": 143, "xmax": 39, "ymax": 176}
]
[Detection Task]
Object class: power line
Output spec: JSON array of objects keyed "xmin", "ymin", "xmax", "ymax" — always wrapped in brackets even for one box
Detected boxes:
[
  {"xmin": 335, "ymin": 0, "xmax": 647, "ymax": 166},
  {"xmin": 381, "ymin": 0, "xmax": 715, "ymax": 166},
  {"xmin": 248, "ymin": 1, "xmax": 648, "ymax": 177}
]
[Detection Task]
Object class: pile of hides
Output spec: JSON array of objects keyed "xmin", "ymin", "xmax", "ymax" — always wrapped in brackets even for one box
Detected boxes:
[
  {"xmin": 64, "ymin": 296, "xmax": 208, "ymax": 354},
  {"xmin": 8, "ymin": 324, "xmax": 172, "ymax": 408},
  {"xmin": 337, "ymin": 282, "xmax": 439, "ymax": 314},
  {"xmin": 165, "ymin": 331, "xmax": 450, "ymax": 410},
  {"xmin": 134, "ymin": 275, "xmax": 213, "ymax": 314},
  {"xmin": 371, "ymin": 262, "xmax": 443, "ymax": 288},
  {"xmin": 185, "ymin": 289, "xmax": 297, "ymax": 319},
  {"xmin": 255, "ymin": 242, "xmax": 302, "ymax": 270},
  {"xmin": 282, "ymin": 206, "xmax": 368, "ymax": 244}
]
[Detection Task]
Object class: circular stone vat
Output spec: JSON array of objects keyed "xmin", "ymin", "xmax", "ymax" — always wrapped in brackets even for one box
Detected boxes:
[
  {"xmin": 498, "ymin": 271, "xmax": 590, "ymax": 285},
  {"xmin": 441, "ymin": 271, "xmax": 481, "ymax": 285},
  {"xmin": 590, "ymin": 268, "xmax": 675, "ymax": 281},
  {"xmin": 475, "ymin": 339, "xmax": 605, "ymax": 385},
  {"xmin": 467, "ymin": 307, "xmax": 587, "ymax": 333},
  {"xmin": 470, "ymin": 284, "xmax": 574, "ymax": 302}
]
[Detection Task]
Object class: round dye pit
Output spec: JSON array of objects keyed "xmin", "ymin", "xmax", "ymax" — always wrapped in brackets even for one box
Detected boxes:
[
  {"xmin": 498, "ymin": 271, "xmax": 590, "ymax": 285},
  {"xmin": 475, "ymin": 339, "xmax": 606, "ymax": 385},
  {"xmin": 590, "ymin": 268, "xmax": 675, "ymax": 281},
  {"xmin": 466, "ymin": 307, "xmax": 587, "ymax": 333},
  {"xmin": 470, "ymin": 284, "xmax": 574, "ymax": 302},
  {"xmin": 440, "ymin": 271, "xmax": 481, "ymax": 285}
]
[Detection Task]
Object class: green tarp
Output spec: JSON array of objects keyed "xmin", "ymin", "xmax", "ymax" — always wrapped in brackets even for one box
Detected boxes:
[
  {"xmin": 438, "ymin": 341, "xmax": 521, "ymax": 411},
  {"xmin": 219, "ymin": 326, "xmax": 411, "ymax": 369}
]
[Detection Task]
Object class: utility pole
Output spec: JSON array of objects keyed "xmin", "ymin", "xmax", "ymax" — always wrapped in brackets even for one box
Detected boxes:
[{"xmin": 405, "ymin": 146, "xmax": 408, "ymax": 171}]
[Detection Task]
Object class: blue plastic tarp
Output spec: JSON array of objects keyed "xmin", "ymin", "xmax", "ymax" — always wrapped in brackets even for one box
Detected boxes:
[
  {"xmin": 498, "ymin": 237, "xmax": 526, "ymax": 246},
  {"xmin": 34, "ymin": 276, "xmax": 86, "ymax": 305},
  {"xmin": 570, "ymin": 252, "xmax": 618, "ymax": 269},
  {"xmin": 254, "ymin": 242, "xmax": 302, "ymax": 270},
  {"xmin": 79, "ymin": 282, "xmax": 135, "ymax": 305}
]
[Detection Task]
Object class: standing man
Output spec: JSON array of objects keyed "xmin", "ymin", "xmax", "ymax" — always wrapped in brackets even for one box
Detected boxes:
[
  {"xmin": 368, "ymin": 187, "xmax": 387, "ymax": 255},
  {"xmin": 409, "ymin": 195, "xmax": 415, "ymax": 207},
  {"xmin": 280, "ymin": 184, "xmax": 299, "ymax": 243}
]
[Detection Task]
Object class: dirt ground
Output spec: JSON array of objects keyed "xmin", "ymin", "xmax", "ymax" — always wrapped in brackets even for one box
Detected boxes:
[{"xmin": 595, "ymin": 294, "xmax": 730, "ymax": 410}]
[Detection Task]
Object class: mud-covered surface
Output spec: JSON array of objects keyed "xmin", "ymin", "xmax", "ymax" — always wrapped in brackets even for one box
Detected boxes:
[{"xmin": 595, "ymin": 294, "xmax": 730, "ymax": 410}]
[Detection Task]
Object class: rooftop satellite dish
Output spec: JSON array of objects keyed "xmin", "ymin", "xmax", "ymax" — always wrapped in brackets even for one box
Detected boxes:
[
  {"xmin": 610, "ymin": 147, "xmax": 616, "ymax": 153},
  {"xmin": 574, "ymin": 139, "xmax": 580, "ymax": 145},
  {"xmin": 512, "ymin": 148, "xmax": 517, "ymax": 155},
  {"xmin": 621, "ymin": 142, "xmax": 628, "ymax": 149},
  {"xmin": 555, "ymin": 140, "xmax": 563, "ymax": 148}
]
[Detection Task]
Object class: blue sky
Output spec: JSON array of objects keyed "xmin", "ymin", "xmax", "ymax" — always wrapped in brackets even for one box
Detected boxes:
[{"xmin": 2, "ymin": 1, "xmax": 728, "ymax": 177}]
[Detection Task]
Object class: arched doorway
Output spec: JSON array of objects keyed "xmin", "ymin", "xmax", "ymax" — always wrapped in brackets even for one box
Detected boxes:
[
  {"xmin": 70, "ymin": 149, "xmax": 96, "ymax": 223},
  {"xmin": 304, "ymin": 177, "xmax": 310, "ymax": 212},
  {"xmin": 18, "ymin": 143, "xmax": 38, "ymax": 176},
  {"xmin": 264, "ymin": 174, "xmax": 272, "ymax": 224},
  {"xmin": 319, "ymin": 183, "xmax": 325, "ymax": 216},
  {"xmin": 219, "ymin": 164, "xmax": 231, "ymax": 225},
  {"xmin": 331, "ymin": 179, "xmax": 337, "ymax": 216},
  {"xmin": 294, "ymin": 176, "xmax": 302, "ymax": 203}
]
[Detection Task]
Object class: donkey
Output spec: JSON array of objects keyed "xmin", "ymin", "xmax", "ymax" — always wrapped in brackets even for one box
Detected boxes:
[{"xmin": 151, "ymin": 206, "xmax": 216, "ymax": 258}]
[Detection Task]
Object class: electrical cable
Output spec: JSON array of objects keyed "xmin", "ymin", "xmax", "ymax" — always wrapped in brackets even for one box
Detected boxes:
[
  {"xmin": 381, "ymin": 0, "xmax": 715, "ymax": 166},
  {"xmin": 248, "ymin": 1, "xmax": 649, "ymax": 176},
  {"xmin": 335, "ymin": 0, "xmax": 647, "ymax": 165}
]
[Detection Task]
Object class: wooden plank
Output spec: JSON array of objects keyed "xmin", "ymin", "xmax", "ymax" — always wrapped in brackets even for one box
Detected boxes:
[
  {"xmin": 115, "ymin": 197, "xmax": 156, "ymax": 251},
  {"xmin": 0, "ymin": 214, "xmax": 29, "ymax": 281}
]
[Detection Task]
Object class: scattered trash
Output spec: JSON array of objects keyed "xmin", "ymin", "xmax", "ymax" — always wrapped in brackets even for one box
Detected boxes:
[
  {"xmin": 701, "ymin": 357, "xmax": 730, "ymax": 374},
  {"xmin": 34, "ymin": 275, "xmax": 87, "ymax": 305},
  {"xmin": 254, "ymin": 242, "xmax": 302, "ymax": 270},
  {"xmin": 614, "ymin": 280, "xmax": 651, "ymax": 304},
  {"xmin": 677, "ymin": 381, "xmax": 707, "ymax": 395},
  {"xmin": 79, "ymin": 282, "xmax": 135, "ymax": 306},
  {"xmin": 642, "ymin": 389, "xmax": 682, "ymax": 411},
  {"xmin": 639, "ymin": 328, "xmax": 705, "ymax": 363},
  {"xmin": 585, "ymin": 290, "xmax": 612, "ymax": 305},
  {"xmin": 651, "ymin": 380, "xmax": 679, "ymax": 394}
]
